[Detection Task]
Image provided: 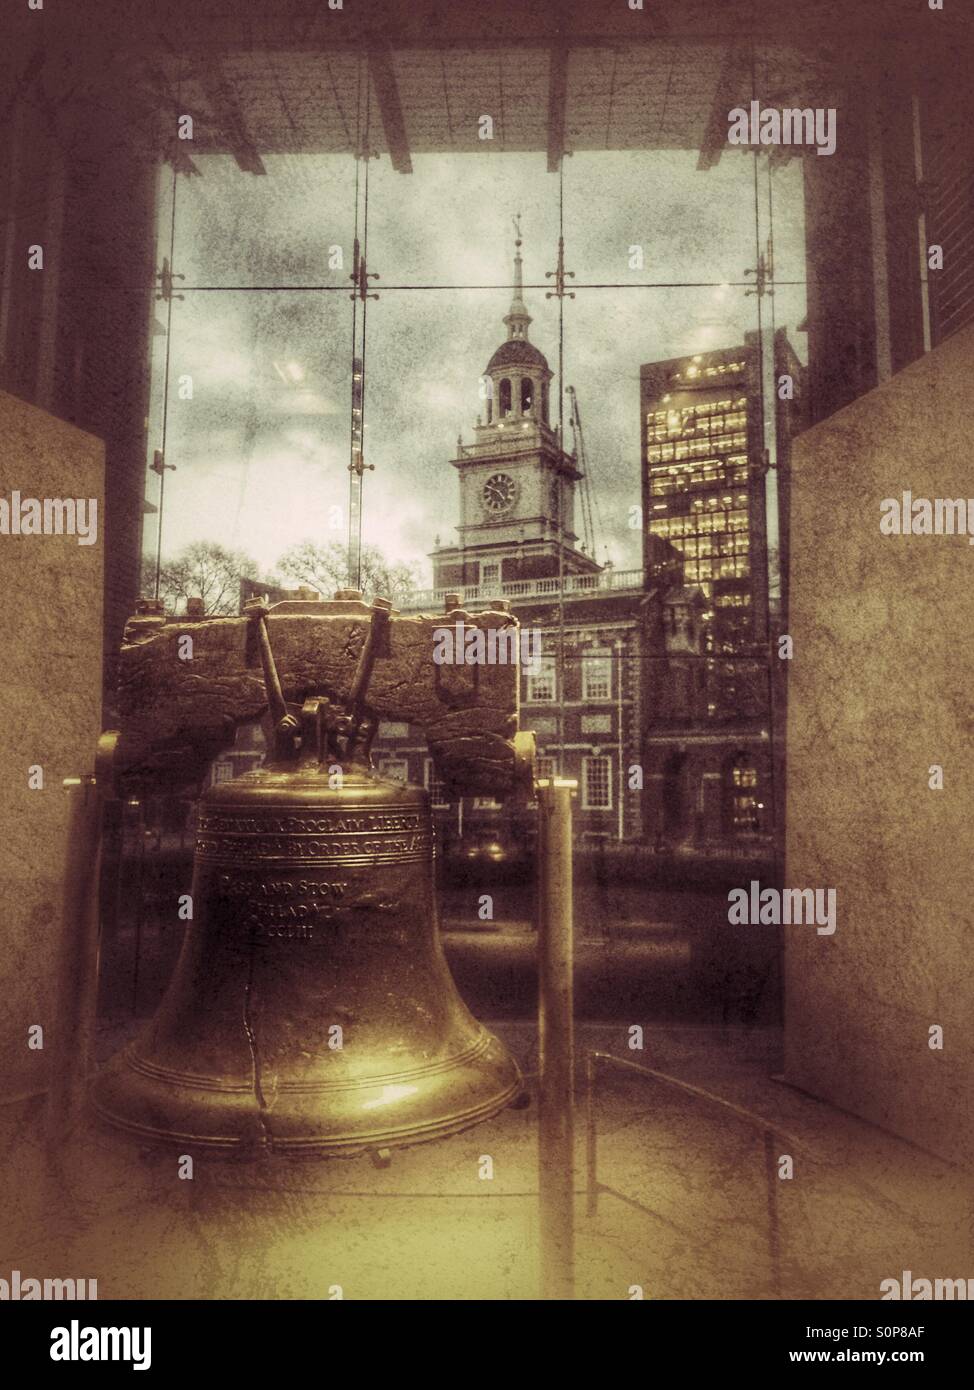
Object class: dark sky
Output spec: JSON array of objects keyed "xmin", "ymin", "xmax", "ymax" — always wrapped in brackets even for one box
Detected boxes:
[{"xmin": 146, "ymin": 147, "xmax": 806, "ymax": 583}]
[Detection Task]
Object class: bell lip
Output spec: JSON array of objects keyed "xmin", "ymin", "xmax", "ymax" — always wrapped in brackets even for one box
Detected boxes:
[
  {"xmin": 89, "ymin": 1053, "xmax": 523, "ymax": 1158},
  {"xmin": 90, "ymin": 1076, "xmax": 523, "ymax": 1157}
]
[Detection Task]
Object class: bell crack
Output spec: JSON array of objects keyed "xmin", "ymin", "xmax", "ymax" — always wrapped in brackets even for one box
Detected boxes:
[{"xmin": 242, "ymin": 933, "xmax": 272, "ymax": 1147}]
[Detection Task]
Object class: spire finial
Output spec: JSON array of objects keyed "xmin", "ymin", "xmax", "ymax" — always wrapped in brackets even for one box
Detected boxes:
[
  {"xmin": 512, "ymin": 213, "xmax": 523, "ymax": 292},
  {"xmin": 504, "ymin": 212, "xmax": 531, "ymax": 342}
]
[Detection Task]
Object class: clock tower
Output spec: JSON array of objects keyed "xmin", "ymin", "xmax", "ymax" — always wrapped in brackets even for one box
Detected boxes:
[{"xmin": 432, "ymin": 225, "xmax": 601, "ymax": 594}]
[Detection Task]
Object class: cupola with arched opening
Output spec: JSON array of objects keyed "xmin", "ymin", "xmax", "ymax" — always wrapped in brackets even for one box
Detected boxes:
[{"xmin": 480, "ymin": 232, "xmax": 552, "ymax": 428}]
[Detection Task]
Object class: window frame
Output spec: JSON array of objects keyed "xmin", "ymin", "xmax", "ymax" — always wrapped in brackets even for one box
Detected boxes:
[
  {"xmin": 581, "ymin": 647, "xmax": 613, "ymax": 702},
  {"xmin": 582, "ymin": 755, "xmax": 613, "ymax": 811},
  {"xmin": 423, "ymin": 757, "xmax": 450, "ymax": 808},
  {"xmin": 525, "ymin": 653, "xmax": 557, "ymax": 703}
]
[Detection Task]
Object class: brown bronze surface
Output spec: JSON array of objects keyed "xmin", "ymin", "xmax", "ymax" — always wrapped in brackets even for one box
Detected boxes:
[{"xmin": 93, "ymin": 765, "xmax": 521, "ymax": 1154}]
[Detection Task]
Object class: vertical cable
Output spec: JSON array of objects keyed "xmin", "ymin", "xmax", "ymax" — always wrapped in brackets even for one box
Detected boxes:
[
  {"xmin": 346, "ymin": 61, "xmax": 363, "ymax": 591},
  {"xmin": 764, "ymin": 110, "xmax": 785, "ymax": 885},
  {"xmin": 766, "ymin": 148, "xmax": 777, "ymax": 357},
  {"xmin": 764, "ymin": 49, "xmax": 781, "ymax": 608},
  {"xmin": 750, "ymin": 55, "xmax": 767, "ymax": 512},
  {"xmin": 751, "ymin": 38, "xmax": 783, "ymax": 882},
  {"xmin": 153, "ymin": 165, "xmax": 179, "ymax": 599},
  {"xmin": 357, "ymin": 86, "xmax": 372, "ymax": 588},
  {"xmin": 556, "ymin": 161, "xmax": 566, "ymax": 778},
  {"xmin": 346, "ymin": 64, "xmax": 375, "ymax": 594}
]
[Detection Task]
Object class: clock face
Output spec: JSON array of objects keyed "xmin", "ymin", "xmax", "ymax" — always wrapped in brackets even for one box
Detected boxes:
[{"xmin": 483, "ymin": 472, "xmax": 517, "ymax": 514}]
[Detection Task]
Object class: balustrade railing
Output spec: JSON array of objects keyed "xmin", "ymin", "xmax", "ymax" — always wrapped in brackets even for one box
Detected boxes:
[{"xmin": 403, "ymin": 568, "xmax": 645, "ymax": 610}]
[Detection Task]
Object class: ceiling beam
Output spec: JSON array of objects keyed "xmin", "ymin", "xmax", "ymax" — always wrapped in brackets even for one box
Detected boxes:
[
  {"xmin": 169, "ymin": 147, "xmax": 202, "ymax": 176},
  {"xmin": 368, "ymin": 46, "xmax": 412, "ymax": 173},
  {"xmin": 697, "ymin": 44, "xmax": 750, "ymax": 170},
  {"xmin": 207, "ymin": 57, "xmax": 267, "ymax": 175}
]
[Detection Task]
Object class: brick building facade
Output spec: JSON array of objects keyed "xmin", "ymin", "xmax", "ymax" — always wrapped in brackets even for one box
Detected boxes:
[
  {"xmin": 375, "ymin": 265, "xmax": 804, "ymax": 860},
  {"xmin": 376, "ymin": 235, "xmax": 648, "ymax": 846}
]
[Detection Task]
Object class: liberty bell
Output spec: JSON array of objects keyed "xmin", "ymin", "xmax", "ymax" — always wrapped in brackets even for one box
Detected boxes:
[{"xmin": 93, "ymin": 595, "xmax": 524, "ymax": 1156}]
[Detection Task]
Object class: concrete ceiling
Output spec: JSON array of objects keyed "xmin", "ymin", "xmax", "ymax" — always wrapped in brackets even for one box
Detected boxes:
[
  {"xmin": 5, "ymin": 0, "xmax": 963, "ymax": 177},
  {"xmin": 151, "ymin": 41, "xmax": 843, "ymax": 174}
]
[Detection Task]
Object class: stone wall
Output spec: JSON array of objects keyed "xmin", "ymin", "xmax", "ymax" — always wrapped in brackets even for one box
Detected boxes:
[
  {"xmin": 0, "ymin": 391, "xmax": 104, "ymax": 1101},
  {"xmin": 784, "ymin": 324, "xmax": 974, "ymax": 1163}
]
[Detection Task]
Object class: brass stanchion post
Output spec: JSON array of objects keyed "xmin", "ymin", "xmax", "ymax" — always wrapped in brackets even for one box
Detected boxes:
[
  {"xmin": 537, "ymin": 777, "xmax": 576, "ymax": 1300},
  {"xmin": 45, "ymin": 774, "xmax": 102, "ymax": 1143}
]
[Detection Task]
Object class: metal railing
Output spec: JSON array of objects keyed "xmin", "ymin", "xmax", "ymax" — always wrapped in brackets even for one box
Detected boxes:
[
  {"xmin": 584, "ymin": 1051, "xmax": 814, "ymax": 1298},
  {"xmin": 402, "ymin": 568, "xmax": 645, "ymax": 610}
]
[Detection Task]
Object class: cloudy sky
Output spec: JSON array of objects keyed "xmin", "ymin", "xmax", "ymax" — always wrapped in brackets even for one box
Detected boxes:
[{"xmin": 146, "ymin": 147, "xmax": 806, "ymax": 585}]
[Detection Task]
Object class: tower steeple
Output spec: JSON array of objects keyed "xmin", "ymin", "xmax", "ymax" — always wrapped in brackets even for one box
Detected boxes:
[
  {"xmin": 503, "ymin": 214, "xmax": 532, "ymax": 342},
  {"xmin": 430, "ymin": 211, "xmax": 601, "ymax": 596},
  {"xmin": 483, "ymin": 215, "xmax": 550, "ymax": 427}
]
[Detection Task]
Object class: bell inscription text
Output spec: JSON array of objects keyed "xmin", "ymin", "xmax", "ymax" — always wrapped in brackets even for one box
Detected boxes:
[{"xmin": 196, "ymin": 802, "xmax": 432, "ymax": 866}]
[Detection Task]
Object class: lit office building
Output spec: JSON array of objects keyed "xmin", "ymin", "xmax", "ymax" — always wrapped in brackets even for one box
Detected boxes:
[
  {"xmin": 640, "ymin": 331, "xmax": 803, "ymax": 653},
  {"xmin": 638, "ymin": 333, "xmax": 803, "ymax": 855}
]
